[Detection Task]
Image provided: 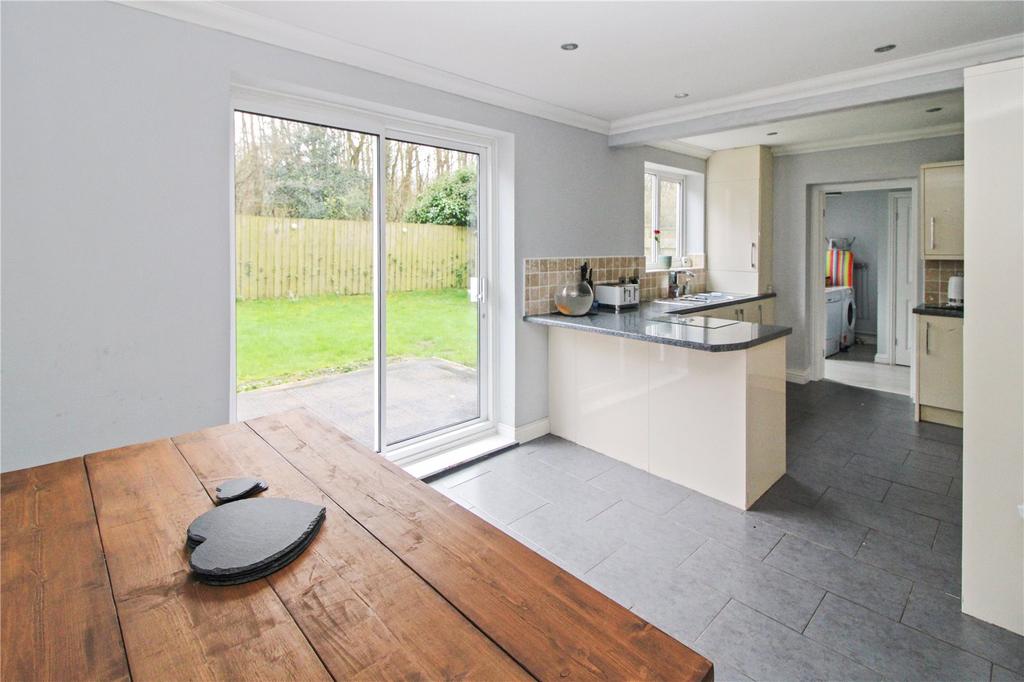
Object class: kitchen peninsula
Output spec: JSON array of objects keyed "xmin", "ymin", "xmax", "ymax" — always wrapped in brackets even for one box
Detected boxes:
[{"xmin": 527, "ymin": 298, "xmax": 791, "ymax": 510}]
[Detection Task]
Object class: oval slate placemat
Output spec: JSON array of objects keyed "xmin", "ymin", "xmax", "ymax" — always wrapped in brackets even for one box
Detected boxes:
[
  {"xmin": 186, "ymin": 498, "xmax": 325, "ymax": 585},
  {"xmin": 215, "ymin": 477, "xmax": 268, "ymax": 503}
]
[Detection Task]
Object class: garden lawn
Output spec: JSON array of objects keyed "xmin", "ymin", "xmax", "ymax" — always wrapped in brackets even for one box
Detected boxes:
[{"xmin": 236, "ymin": 288, "xmax": 477, "ymax": 391}]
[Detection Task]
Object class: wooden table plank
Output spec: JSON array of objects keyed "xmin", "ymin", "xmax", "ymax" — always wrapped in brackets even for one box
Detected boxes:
[
  {"xmin": 249, "ymin": 408, "xmax": 714, "ymax": 682},
  {"xmin": 85, "ymin": 438, "xmax": 331, "ymax": 682},
  {"xmin": 172, "ymin": 421, "xmax": 531, "ymax": 681},
  {"xmin": 1, "ymin": 459, "xmax": 130, "ymax": 682}
]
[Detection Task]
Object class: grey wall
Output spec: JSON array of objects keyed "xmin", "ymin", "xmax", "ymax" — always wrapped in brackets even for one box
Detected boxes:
[
  {"xmin": 824, "ymin": 190, "xmax": 890, "ymax": 337},
  {"xmin": 1, "ymin": 1, "xmax": 702, "ymax": 471},
  {"xmin": 772, "ymin": 135, "xmax": 964, "ymax": 373}
]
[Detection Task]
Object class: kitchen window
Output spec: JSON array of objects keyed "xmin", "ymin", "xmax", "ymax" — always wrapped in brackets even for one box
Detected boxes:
[{"xmin": 643, "ymin": 162, "xmax": 706, "ymax": 269}]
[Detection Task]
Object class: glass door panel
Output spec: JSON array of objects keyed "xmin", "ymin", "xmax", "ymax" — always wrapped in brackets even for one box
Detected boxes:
[
  {"xmin": 233, "ymin": 110, "xmax": 377, "ymax": 448},
  {"xmin": 383, "ymin": 139, "xmax": 481, "ymax": 445}
]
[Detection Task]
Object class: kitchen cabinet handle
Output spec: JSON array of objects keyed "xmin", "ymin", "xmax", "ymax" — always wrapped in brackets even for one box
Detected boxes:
[
  {"xmin": 930, "ymin": 217, "xmax": 936, "ymax": 250},
  {"xmin": 751, "ymin": 242, "xmax": 756, "ymax": 269},
  {"xmin": 925, "ymin": 322, "xmax": 931, "ymax": 354},
  {"xmin": 757, "ymin": 304, "xmax": 763, "ymax": 324}
]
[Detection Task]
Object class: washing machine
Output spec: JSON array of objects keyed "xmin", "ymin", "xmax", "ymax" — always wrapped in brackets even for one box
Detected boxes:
[
  {"xmin": 824, "ymin": 287, "xmax": 845, "ymax": 357},
  {"xmin": 840, "ymin": 287, "xmax": 856, "ymax": 350}
]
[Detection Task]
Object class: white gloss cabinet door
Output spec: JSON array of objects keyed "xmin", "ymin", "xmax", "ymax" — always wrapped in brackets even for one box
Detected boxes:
[
  {"xmin": 573, "ymin": 332, "xmax": 649, "ymax": 471},
  {"xmin": 648, "ymin": 343, "xmax": 748, "ymax": 508}
]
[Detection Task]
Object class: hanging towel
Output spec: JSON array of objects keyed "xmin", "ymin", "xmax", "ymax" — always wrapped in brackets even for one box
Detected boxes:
[{"xmin": 826, "ymin": 249, "xmax": 854, "ymax": 287}]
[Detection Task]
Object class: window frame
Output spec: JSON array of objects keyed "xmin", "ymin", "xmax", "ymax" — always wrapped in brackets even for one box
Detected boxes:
[{"xmin": 644, "ymin": 166, "xmax": 687, "ymax": 267}]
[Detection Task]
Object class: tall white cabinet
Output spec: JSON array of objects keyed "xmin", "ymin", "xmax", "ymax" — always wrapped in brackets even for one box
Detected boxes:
[
  {"xmin": 706, "ymin": 145, "xmax": 774, "ymax": 295},
  {"xmin": 961, "ymin": 57, "xmax": 1024, "ymax": 636}
]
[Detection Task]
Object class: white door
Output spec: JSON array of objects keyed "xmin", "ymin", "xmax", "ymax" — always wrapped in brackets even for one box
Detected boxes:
[{"xmin": 892, "ymin": 192, "xmax": 914, "ymax": 366}]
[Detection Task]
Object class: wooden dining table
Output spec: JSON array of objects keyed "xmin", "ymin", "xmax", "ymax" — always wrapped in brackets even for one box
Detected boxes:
[{"xmin": 1, "ymin": 408, "xmax": 713, "ymax": 681}]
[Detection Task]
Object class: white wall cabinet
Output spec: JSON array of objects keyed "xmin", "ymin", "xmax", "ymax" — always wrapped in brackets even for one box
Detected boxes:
[
  {"xmin": 915, "ymin": 313, "xmax": 962, "ymax": 425},
  {"xmin": 706, "ymin": 146, "xmax": 774, "ymax": 294},
  {"xmin": 920, "ymin": 161, "xmax": 964, "ymax": 259}
]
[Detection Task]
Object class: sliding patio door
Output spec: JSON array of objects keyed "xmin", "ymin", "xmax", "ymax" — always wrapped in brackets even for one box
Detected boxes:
[
  {"xmin": 383, "ymin": 138, "xmax": 482, "ymax": 445},
  {"xmin": 233, "ymin": 104, "xmax": 489, "ymax": 456}
]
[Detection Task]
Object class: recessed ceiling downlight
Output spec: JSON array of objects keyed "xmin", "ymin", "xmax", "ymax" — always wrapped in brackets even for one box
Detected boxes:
[
  {"xmin": 926, "ymin": 107, "xmax": 944, "ymax": 113},
  {"xmin": 674, "ymin": 92, "xmax": 690, "ymax": 99},
  {"xmin": 874, "ymin": 44, "xmax": 897, "ymax": 53},
  {"xmin": 766, "ymin": 131, "xmax": 779, "ymax": 136},
  {"xmin": 560, "ymin": 43, "xmax": 579, "ymax": 51}
]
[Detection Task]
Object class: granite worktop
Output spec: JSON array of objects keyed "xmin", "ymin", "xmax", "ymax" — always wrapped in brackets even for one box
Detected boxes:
[
  {"xmin": 524, "ymin": 303, "xmax": 792, "ymax": 352},
  {"xmin": 913, "ymin": 304, "xmax": 964, "ymax": 318}
]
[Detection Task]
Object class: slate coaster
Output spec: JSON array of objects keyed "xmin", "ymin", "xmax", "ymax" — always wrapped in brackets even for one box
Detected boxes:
[
  {"xmin": 215, "ymin": 477, "xmax": 268, "ymax": 503},
  {"xmin": 186, "ymin": 498, "xmax": 325, "ymax": 585}
]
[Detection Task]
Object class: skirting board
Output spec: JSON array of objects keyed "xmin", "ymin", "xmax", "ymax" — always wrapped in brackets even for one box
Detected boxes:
[
  {"xmin": 786, "ymin": 368, "xmax": 811, "ymax": 384},
  {"xmin": 509, "ymin": 418, "xmax": 550, "ymax": 444}
]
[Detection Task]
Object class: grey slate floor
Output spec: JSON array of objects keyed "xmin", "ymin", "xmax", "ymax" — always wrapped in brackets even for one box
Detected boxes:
[{"xmin": 428, "ymin": 380, "xmax": 1023, "ymax": 682}]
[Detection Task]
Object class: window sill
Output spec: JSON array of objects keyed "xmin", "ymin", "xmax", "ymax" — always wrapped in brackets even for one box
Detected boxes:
[{"xmin": 644, "ymin": 265, "xmax": 705, "ymax": 274}]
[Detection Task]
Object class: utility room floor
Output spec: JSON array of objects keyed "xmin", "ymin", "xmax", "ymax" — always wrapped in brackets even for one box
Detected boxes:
[{"xmin": 429, "ymin": 380, "xmax": 1022, "ymax": 682}]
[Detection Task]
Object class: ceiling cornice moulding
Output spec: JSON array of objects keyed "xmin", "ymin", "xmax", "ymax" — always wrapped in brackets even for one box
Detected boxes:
[
  {"xmin": 121, "ymin": 0, "xmax": 611, "ymax": 134},
  {"xmin": 608, "ymin": 33, "xmax": 1023, "ymax": 136},
  {"xmin": 771, "ymin": 122, "xmax": 964, "ymax": 157}
]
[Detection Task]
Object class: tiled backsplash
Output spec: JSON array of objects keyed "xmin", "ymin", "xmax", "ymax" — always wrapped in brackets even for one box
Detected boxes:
[
  {"xmin": 523, "ymin": 256, "xmax": 706, "ymax": 315},
  {"xmin": 924, "ymin": 260, "xmax": 964, "ymax": 304}
]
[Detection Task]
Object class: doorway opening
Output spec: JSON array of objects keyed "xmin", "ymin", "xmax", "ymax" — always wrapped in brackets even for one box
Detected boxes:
[
  {"xmin": 811, "ymin": 181, "xmax": 917, "ymax": 396},
  {"xmin": 231, "ymin": 105, "xmax": 492, "ymax": 459}
]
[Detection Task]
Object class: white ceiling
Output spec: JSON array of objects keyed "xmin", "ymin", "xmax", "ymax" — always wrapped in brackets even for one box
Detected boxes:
[
  {"xmin": 676, "ymin": 90, "xmax": 965, "ymax": 156},
  {"xmin": 219, "ymin": 0, "xmax": 1021, "ymax": 123}
]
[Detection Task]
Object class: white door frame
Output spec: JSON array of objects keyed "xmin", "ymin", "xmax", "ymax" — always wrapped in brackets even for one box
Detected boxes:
[
  {"xmin": 809, "ymin": 179, "xmax": 918, "ymax": 382},
  {"xmin": 887, "ymin": 191, "xmax": 914, "ymax": 367},
  {"xmin": 228, "ymin": 86, "xmax": 502, "ymax": 464}
]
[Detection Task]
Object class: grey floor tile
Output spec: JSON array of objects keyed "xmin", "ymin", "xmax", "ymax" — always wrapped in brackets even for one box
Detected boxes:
[
  {"xmin": 696, "ymin": 600, "xmax": 881, "ymax": 682},
  {"xmin": 508, "ymin": 502, "xmax": 620, "ymax": 575},
  {"xmin": 487, "ymin": 455, "xmax": 620, "ymax": 520},
  {"xmin": 448, "ymin": 471, "xmax": 547, "ymax": 525},
  {"xmin": 587, "ymin": 501, "xmax": 705, "ymax": 566},
  {"xmin": 869, "ymin": 428, "xmax": 962, "ymax": 461},
  {"xmin": 816, "ymin": 487, "xmax": 938, "ymax": 547},
  {"xmin": 528, "ymin": 435, "xmax": 619, "ymax": 481},
  {"xmin": 768, "ymin": 473, "xmax": 828, "ymax": 507},
  {"xmin": 787, "ymin": 456, "xmax": 892, "ymax": 502},
  {"xmin": 949, "ymin": 476, "xmax": 963, "ymax": 500},
  {"xmin": 932, "ymin": 521, "xmax": 962, "ymax": 558},
  {"xmin": 628, "ymin": 562, "xmax": 731, "ymax": 644},
  {"xmin": 750, "ymin": 490, "xmax": 870, "ymax": 557},
  {"xmin": 804, "ymin": 593, "xmax": 991, "ymax": 681},
  {"xmin": 905, "ymin": 450, "xmax": 962, "ymax": 477},
  {"xmin": 589, "ymin": 462, "xmax": 693, "ymax": 514},
  {"xmin": 790, "ymin": 434, "xmax": 862, "ymax": 468},
  {"xmin": 678, "ymin": 541, "xmax": 825, "ymax": 632},
  {"xmin": 847, "ymin": 453, "xmax": 953, "ymax": 495},
  {"xmin": 856, "ymin": 530, "xmax": 961, "ymax": 596},
  {"xmin": 583, "ymin": 546, "xmax": 670, "ymax": 609},
  {"xmin": 884, "ymin": 482, "xmax": 962, "ymax": 526},
  {"xmin": 707, "ymin": 663, "xmax": 754, "ymax": 682},
  {"xmin": 994, "ymin": 665, "xmax": 1024, "ymax": 681},
  {"xmin": 901, "ymin": 584, "xmax": 1024, "ymax": 674},
  {"xmin": 818, "ymin": 431, "xmax": 911, "ymax": 466},
  {"xmin": 664, "ymin": 493, "xmax": 785, "ymax": 560},
  {"xmin": 765, "ymin": 535, "xmax": 912, "ymax": 621}
]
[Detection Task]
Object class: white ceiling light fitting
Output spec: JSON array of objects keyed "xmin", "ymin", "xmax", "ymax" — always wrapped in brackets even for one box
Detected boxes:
[
  {"xmin": 560, "ymin": 43, "xmax": 579, "ymax": 51},
  {"xmin": 674, "ymin": 93, "xmax": 690, "ymax": 99},
  {"xmin": 766, "ymin": 131, "xmax": 779, "ymax": 136},
  {"xmin": 874, "ymin": 44, "xmax": 897, "ymax": 53},
  {"xmin": 926, "ymin": 107, "xmax": 943, "ymax": 113}
]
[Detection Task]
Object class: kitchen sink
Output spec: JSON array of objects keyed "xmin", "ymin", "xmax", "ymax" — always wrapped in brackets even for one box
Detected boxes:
[{"xmin": 654, "ymin": 292, "xmax": 739, "ymax": 306}]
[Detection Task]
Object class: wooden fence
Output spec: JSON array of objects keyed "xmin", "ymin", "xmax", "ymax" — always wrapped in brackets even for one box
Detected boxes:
[{"xmin": 235, "ymin": 215, "xmax": 476, "ymax": 300}]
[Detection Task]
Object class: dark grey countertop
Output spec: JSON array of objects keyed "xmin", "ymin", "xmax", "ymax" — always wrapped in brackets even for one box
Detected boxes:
[
  {"xmin": 913, "ymin": 304, "xmax": 964, "ymax": 318},
  {"xmin": 524, "ymin": 302, "xmax": 792, "ymax": 352}
]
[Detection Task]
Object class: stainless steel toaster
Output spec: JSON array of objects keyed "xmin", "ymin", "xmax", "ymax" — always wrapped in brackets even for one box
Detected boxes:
[{"xmin": 595, "ymin": 282, "xmax": 640, "ymax": 311}]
